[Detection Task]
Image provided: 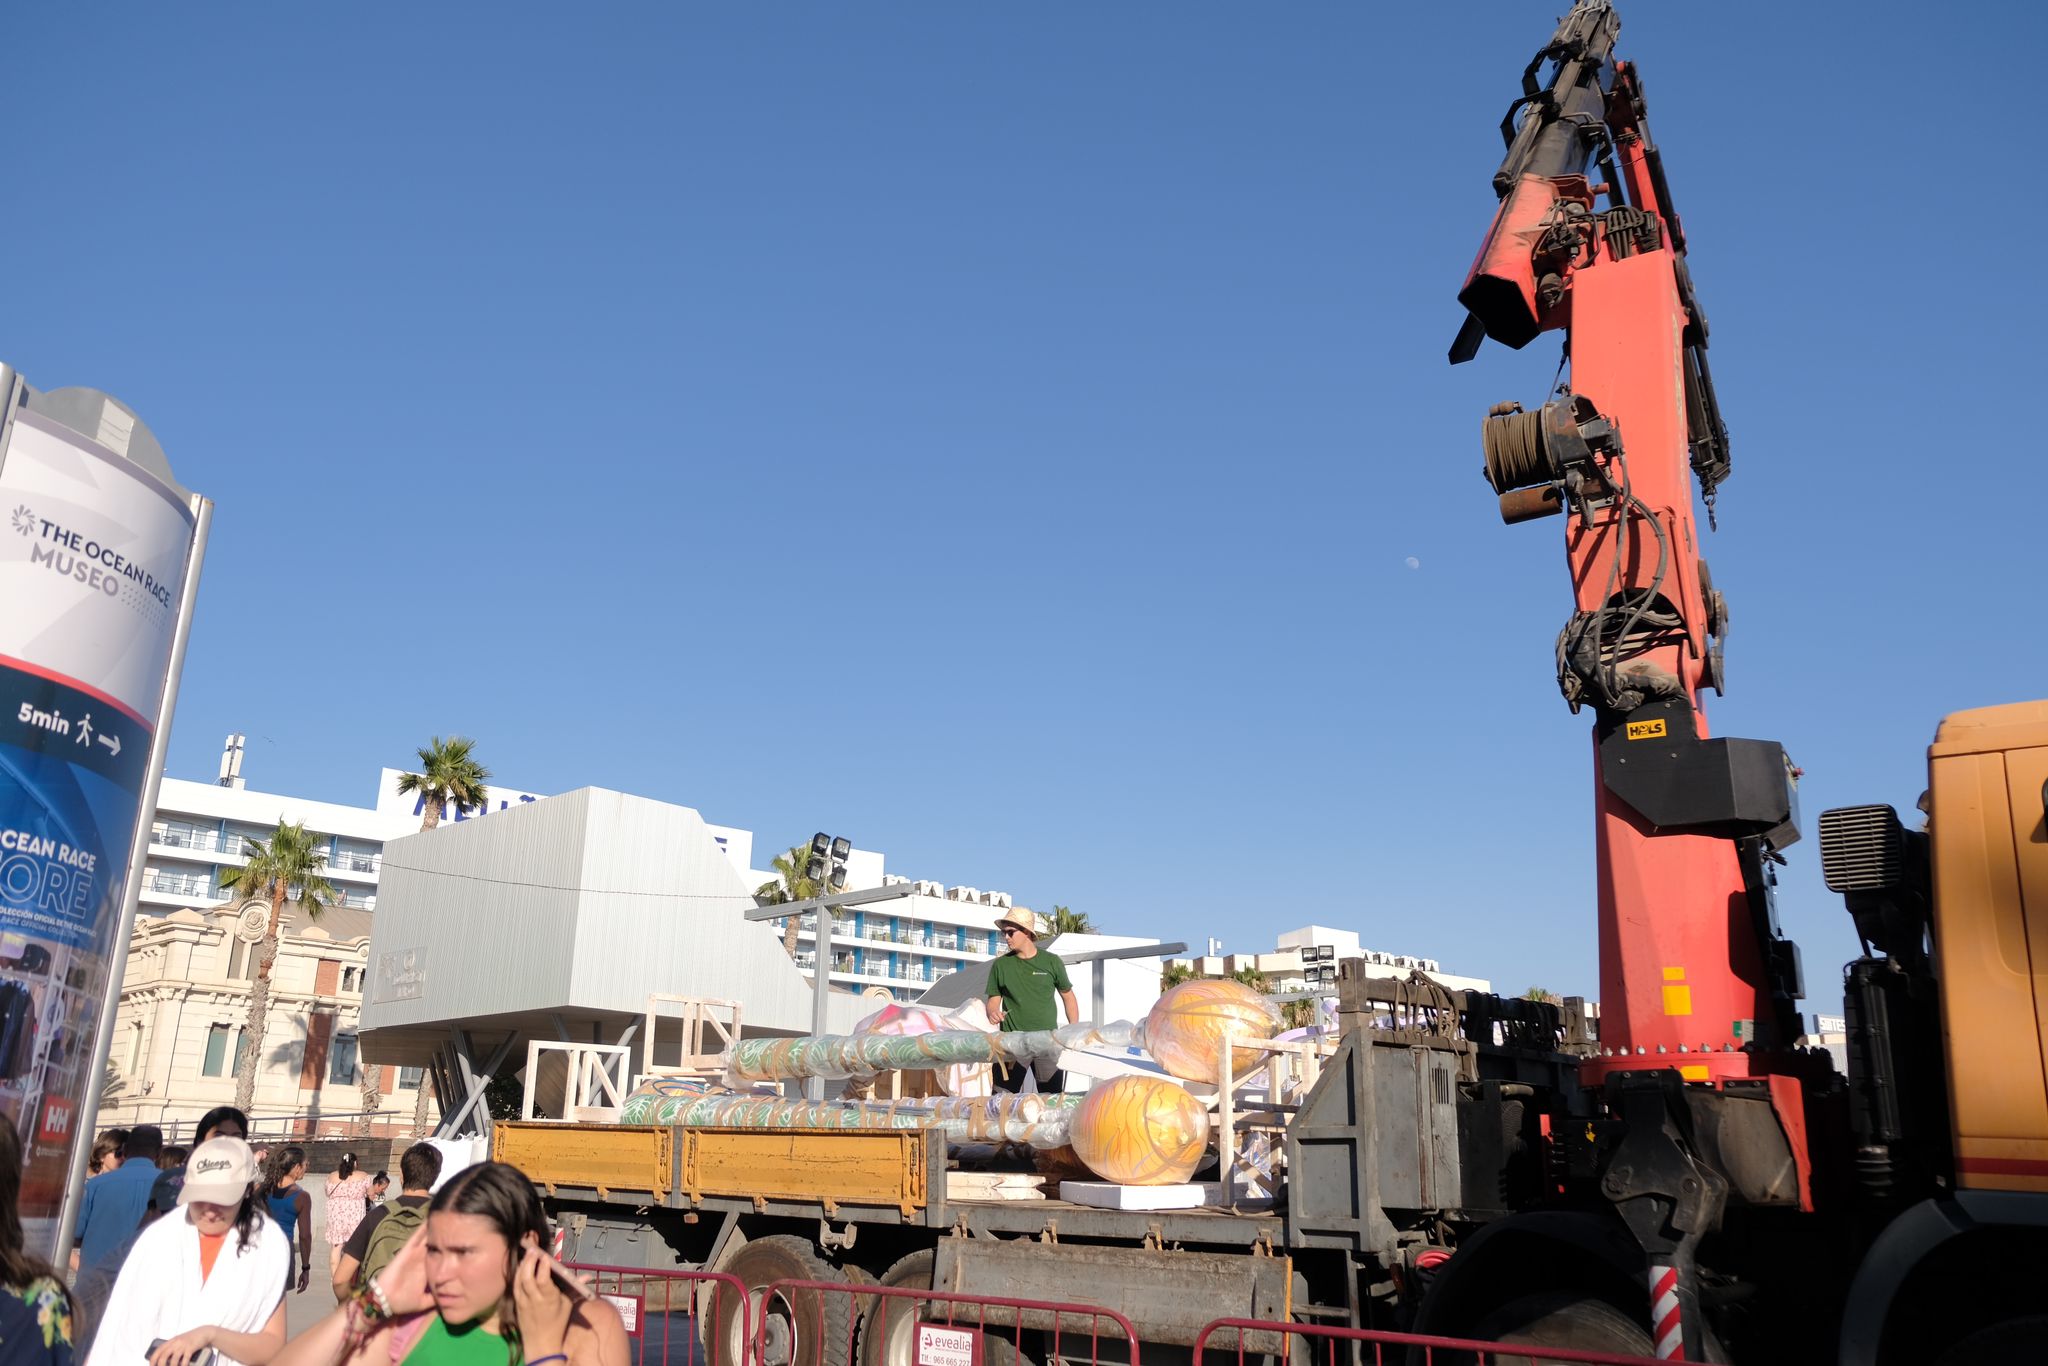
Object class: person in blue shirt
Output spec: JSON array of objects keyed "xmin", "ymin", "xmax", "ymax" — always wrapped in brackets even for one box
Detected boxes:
[
  {"xmin": 72, "ymin": 1123, "xmax": 161, "ymax": 1272},
  {"xmin": 69, "ymin": 1122, "xmax": 162, "ymax": 1355}
]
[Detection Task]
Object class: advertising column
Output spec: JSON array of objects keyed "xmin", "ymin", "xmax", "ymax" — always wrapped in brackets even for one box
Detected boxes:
[{"xmin": 0, "ymin": 377, "xmax": 208, "ymax": 1256}]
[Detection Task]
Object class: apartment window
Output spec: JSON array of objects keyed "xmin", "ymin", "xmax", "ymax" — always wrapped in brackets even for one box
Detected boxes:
[
  {"xmin": 329, "ymin": 1033, "xmax": 359, "ymax": 1086},
  {"xmin": 398, "ymin": 1066, "xmax": 424, "ymax": 1091},
  {"xmin": 228, "ymin": 938, "xmax": 256, "ymax": 980},
  {"xmin": 340, "ymin": 966, "xmax": 361, "ymax": 994},
  {"xmin": 126, "ymin": 1021, "xmax": 144, "ymax": 1074},
  {"xmin": 201, "ymin": 1024, "xmax": 231, "ymax": 1077}
]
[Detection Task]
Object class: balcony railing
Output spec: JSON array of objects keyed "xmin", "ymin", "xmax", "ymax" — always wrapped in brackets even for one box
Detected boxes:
[
  {"xmin": 150, "ymin": 828, "xmax": 382, "ymax": 877},
  {"xmin": 151, "ymin": 828, "xmax": 257, "ymax": 857},
  {"xmin": 148, "ymin": 874, "xmax": 217, "ymax": 898}
]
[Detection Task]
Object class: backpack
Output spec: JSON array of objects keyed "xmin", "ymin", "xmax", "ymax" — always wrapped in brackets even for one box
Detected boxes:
[{"xmin": 359, "ymin": 1202, "xmax": 426, "ymax": 1287}]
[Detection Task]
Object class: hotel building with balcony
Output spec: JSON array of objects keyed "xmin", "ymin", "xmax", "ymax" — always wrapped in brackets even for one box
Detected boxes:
[{"xmin": 139, "ymin": 742, "xmax": 1012, "ymax": 1011}]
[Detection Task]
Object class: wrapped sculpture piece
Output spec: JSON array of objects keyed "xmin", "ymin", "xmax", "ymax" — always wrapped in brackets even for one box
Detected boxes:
[
  {"xmin": 725, "ymin": 1021, "xmax": 1137, "ymax": 1084},
  {"xmin": 849, "ymin": 1002, "xmax": 992, "ymax": 1098},
  {"xmin": 616, "ymin": 1078, "xmax": 1081, "ymax": 1148},
  {"xmin": 1070, "ymin": 1076, "xmax": 1211, "ymax": 1185},
  {"xmin": 1143, "ymin": 979, "xmax": 1281, "ymax": 1081}
]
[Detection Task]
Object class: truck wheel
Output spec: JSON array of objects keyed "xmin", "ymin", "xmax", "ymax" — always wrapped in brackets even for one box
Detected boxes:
[
  {"xmin": 710, "ymin": 1234, "xmax": 854, "ymax": 1366},
  {"xmin": 857, "ymin": 1251, "xmax": 1030, "ymax": 1366},
  {"xmin": 1467, "ymin": 1292, "xmax": 1653, "ymax": 1365},
  {"xmin": 1933, "ymin": 1315, "xmax": 2048, "ymax": 1365}
]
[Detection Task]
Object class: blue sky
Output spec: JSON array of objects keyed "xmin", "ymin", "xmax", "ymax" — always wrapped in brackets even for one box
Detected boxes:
[{"xmin": 5, "ymin": 2, "xmax": 2042, "ymax": 1002}]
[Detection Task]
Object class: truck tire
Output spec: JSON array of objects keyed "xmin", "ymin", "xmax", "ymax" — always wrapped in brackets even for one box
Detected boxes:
[
  {"xmin": 710, "ymin": 1234, "xmax": 854, "ymax": 1366},
  {"xmin": 1467, "ymin": 1292, "xmax": 1653, "ymax": 1365},
  {"xmin": 1932, "ymin": 1315, "xmax": 2048, "ymax": 1365},
  {"xmin": 857, "ymin": 1250, "xmax": 1030, "ymax": 1366}
]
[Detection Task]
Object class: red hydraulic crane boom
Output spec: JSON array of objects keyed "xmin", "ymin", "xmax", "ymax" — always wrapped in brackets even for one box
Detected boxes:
[{"xmin": 1449, "ymin": 0, "xmax": 1803, "ymax": 1088}]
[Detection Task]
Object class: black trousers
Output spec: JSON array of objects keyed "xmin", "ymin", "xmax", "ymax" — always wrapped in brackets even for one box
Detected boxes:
[{"xmin": 991, "ymin": 1055, "xmax": 1065, "ymax": 1094}]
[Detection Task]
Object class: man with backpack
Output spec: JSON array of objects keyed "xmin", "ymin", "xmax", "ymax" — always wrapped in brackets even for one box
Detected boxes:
[{"xmin": 330, "ymin": 1141, "xmax": 442, "ymax": 1301}]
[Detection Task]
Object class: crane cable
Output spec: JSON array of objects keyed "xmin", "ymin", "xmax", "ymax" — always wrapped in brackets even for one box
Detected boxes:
[{"xmin": 1554, "ymin": 445, "xmax": 1682, "ymax": 712}]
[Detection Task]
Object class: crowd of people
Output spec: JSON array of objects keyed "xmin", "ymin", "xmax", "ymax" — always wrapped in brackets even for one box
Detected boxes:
[{"xmin": 0, "ymin": 1114, "xmax": 625, "ymax": 1366}]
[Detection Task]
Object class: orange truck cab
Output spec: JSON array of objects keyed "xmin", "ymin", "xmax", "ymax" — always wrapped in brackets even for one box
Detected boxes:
[{"xmin": 1824, "ymin": 700, "xmax": 2048, "ymax": 1364}]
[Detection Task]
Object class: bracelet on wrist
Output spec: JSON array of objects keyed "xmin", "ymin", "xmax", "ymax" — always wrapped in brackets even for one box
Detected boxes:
[
  {"xmin": 526, "ymin": 1355, "xmax": 568, "ymax": 1366},
  {"xmin": 356, "ymin": 1278, "xmax": 393, "ymax": 1321}
]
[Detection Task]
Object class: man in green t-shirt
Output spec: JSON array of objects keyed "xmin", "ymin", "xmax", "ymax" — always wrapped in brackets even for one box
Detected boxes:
[{"xmin": 984, "ymin": 908, "xmax": 1079, "ymax": 1094}]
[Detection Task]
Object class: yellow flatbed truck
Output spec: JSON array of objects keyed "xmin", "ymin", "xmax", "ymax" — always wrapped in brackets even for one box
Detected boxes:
[
  {"xmin": 500, "ymin": 704, "xmax": 2048, "ymax": 1366},
  {"xmin": 494, "ymin": 975, "xmax": 1576, "ymax": 1366}
]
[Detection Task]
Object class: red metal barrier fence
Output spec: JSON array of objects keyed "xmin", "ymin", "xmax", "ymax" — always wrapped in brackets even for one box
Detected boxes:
[
  {"xmin": 1194, "ymin": 1317, "xmax": 1674, "ymax": 1366},
  {"xmin": 756, "ymin": 1278, "xmax": 1142, "ymax": 1366},
  {"xmin": 565, "ymin": 1262, "xmax": 751, "ymax": 1366},
  {"xmin": 566, "ymin": 1263, "xmax": 1670, "ymax": 1366}
]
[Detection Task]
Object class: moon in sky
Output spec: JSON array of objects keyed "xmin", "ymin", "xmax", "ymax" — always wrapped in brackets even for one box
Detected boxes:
[{"xmin": 1405, "ymin": 556, "xmax": 1421, "ymax": 570}]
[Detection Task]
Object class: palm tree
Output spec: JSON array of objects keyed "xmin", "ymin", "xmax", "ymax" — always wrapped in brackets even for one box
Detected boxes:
[
  {"xmin": 1279, "ymin": 998, "xmax": 1319, "ymax": 1031},
  {"xmin": 220, "ymin": 821, "xmax": 337, "ymax": 1114},
  {"xmin": 1231, "ymin": 966, "xmax": 1272, "ymax": 994},
  {"xmin": 756, "ymin": 845, "xmax": 824, "ymax": 958},
  {"xmin": 1046, "ymin": 905, "xmax": 1094, "ymax": 936},
  {"xmin": 1524, "ymin": 986, "xmax": 1560, "ymax": 1004},
  {"xmin": 358, "ymin": 1061, "xmax": 383, "ymax": 1137},
  {"xmin": 1160, "ymin": 961, "xmax": 1200, "ymax": 991},
  {"xmin": 394, "ymin": 736, "xmax": 491, "ymax": 831}
]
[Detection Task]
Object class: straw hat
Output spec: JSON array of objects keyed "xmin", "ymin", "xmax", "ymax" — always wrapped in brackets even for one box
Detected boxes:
[{"xmin": 994, "ymin": 908, "xmax": 1041, "ymax": 941}]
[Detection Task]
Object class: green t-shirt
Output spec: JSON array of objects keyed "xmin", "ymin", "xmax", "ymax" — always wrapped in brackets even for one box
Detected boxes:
[
  {"xmin": 986, "ymin": 949, "xmax": 1071, "ymax": 1033},
  {"xmin": 408, "ymin": 1315, "xmax": 514, "ymax": 1366}
]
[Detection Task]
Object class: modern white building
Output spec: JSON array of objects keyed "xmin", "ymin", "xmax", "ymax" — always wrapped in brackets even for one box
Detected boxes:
[
  {"xmin": 143, "ymin": 740, "xmax": 1011, "ymax": 1004},
  {"xmin": 762, "ymin": 876, "xmax": 1019, "ymax": 1001},
  {"xmin": 145, "ymin": 753, "xmax": 578, "ymax": 921},
  {"xmin": 1172, "ymin": 923, "xmax": 1493, "ymax": 997}
]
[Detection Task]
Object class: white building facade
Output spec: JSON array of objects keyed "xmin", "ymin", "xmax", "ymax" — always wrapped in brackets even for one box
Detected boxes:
[
  {"xmin": 767, "ymin": 878, "xmax": 1018, "ymax": 1000},
  {"xmin": 143, "ymin": 747, "xmax": 1006, "ymax": 1007},
  {"xmin": 1172, "ymin": 923, "xmax": 1493, "ymax": 997},
  {"xmin": 99, "ymin": 899, "xmax": 430, "ymax": 1136}
]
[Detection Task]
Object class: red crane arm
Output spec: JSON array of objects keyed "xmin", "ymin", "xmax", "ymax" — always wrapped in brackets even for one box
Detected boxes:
[{"xmin": 1451, "ymin": 3, "xmax": 1801, "ymax": 1084}]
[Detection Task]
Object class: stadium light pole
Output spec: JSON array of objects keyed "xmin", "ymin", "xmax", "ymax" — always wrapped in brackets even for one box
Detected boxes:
[{"xmin": 743, "ymin": 839, "xmax": 920, "ymax": 1100}]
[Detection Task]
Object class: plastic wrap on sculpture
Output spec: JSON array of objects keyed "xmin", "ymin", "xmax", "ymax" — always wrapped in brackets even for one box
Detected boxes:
[
  {"xmin": 725, "ymin": 1022, "xmax": 1137, "ymax": 1084},
  {"xmin": 853, "ymin": 1002, "xmax": 991, "ymax": 1098},
  {"xmin": 618, "ymin": 1077, "xmax": 728, "ymax": 1126},
  {"xmin": 614, "ymin": 1080, "xmax": 1078, "ymax": 1146},
  {"xmin": 1143, "ymin": 979, "xmax": 1281, "ymax": 1081},
  {"xmin": 932, "ymin": 1093, "xmax": 1080, "ymax": 1147},
  {"xmin": 657, "ymin": 1093, "xmax": 933, "ymax": 1132},
  {"xmin": 1070, "ymin": 1076, "xmax": 1211, "ymax": 1185}
]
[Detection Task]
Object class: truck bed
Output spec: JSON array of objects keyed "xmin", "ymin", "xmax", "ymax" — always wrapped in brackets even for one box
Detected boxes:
[{"xmin": 495, "ymin": 1120, "xmax": 1285, "ymax": 1247}]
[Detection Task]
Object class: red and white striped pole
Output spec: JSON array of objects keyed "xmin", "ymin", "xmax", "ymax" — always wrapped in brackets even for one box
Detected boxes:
[{"xmin": 1648, "ymin": 1265, "xmax": 1685, "ymax": 1360}]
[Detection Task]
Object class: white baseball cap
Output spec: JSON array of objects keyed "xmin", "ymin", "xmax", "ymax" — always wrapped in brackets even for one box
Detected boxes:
[{"xmin": 180, "ymin": 1136, "xmax": 257, "ymax": 1206}]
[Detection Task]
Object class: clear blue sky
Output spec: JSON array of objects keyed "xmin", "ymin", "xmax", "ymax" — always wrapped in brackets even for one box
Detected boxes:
[{"xmin": 5, "ymin": 3, "xmax": 2042, "ymax": 1003}]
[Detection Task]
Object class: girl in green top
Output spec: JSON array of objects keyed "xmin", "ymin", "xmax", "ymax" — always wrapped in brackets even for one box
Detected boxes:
[{"xmin": 272, "ymin": 1163, "xmax": 626, "ymax": 1366}]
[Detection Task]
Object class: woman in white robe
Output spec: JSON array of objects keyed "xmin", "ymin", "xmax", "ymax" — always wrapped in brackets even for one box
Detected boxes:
[{"xmin": 90, "ymin": 1136, "xmax": 289, "ymax": 1366}]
